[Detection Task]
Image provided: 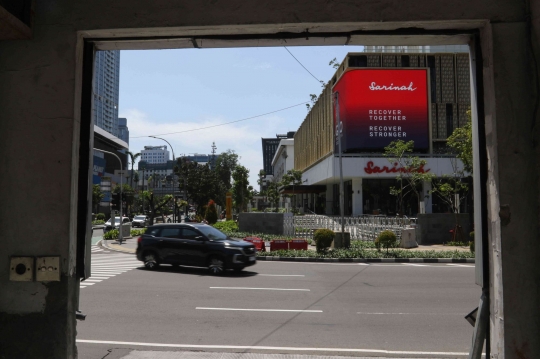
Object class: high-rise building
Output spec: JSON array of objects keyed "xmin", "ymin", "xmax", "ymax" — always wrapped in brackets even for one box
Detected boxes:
[
  {"xmin": 93, "ymin": 50, "xmax": 120, "ymax": 136},
  {"xmin": 363, "ymin": 45, "xmax": 468, "ymax": 53},
  {"xmin": 141, "ymin": 146, "xmax": 170, "ymax": 164},
  {"xmin": 118, "ymin": 117, "xmax": 129, "ymax": 144},
  {"xmin": 261, "ymin": 132, "xmax": 295, "ymax": 176}
]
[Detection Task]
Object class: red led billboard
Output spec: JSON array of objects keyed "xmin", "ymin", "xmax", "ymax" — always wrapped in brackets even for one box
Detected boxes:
[{"xmin": 332, "ymin": 69, "xmax": 430, "ymax": 152}]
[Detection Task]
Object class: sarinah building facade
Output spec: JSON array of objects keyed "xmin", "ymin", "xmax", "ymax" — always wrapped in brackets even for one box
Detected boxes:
[{"xmin": 293, "ymin": 52, "xmax": 471, "ymax": 216}]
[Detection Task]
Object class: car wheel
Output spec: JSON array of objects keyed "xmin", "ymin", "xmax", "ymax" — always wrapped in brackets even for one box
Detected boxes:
[
  {"xmin": 167, "ymin": 219, "xmax": 172, "ymax": 223},
  {"xmin": 143, "ymin": 252, "xmax": 160, "ymax": 270},
  {"xmin": 208, "ymin": 257, "xmax": 225, "ymax": 275}
]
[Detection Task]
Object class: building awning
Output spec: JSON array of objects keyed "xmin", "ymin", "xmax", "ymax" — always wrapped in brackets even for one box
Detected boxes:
[{"xmin": 280, "ymin": 185, "xmax": 326, "ymax": 194}]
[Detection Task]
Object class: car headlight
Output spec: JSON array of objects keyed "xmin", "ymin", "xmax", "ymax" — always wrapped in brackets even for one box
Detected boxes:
[{"xmin": 227, "ymin": 246, "xmax": 244, "ymax": 252}]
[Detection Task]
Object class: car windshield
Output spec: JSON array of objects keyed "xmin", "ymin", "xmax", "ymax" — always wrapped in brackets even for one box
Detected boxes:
[
  {"xmin": 197, "ymin": 226, "xmax": 232, "ymax": 241},
  {"xmin": 134, "ymin": 216, "xmax": 146, "ymax": 220}
]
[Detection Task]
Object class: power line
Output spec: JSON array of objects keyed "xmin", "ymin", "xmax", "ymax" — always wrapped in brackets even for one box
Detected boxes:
[
  {"xmin": 130, "ymin": 101, "xmax": 309, "ymax": 139},
  {"xmin": 284, "ymin": 47, "xmax": 322, "ymax": 84}
]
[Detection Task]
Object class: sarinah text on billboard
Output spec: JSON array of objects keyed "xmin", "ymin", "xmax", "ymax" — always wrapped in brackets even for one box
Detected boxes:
[{"xmin": 333, "ymin": 69, "xmax": 430, "ymax": 152}]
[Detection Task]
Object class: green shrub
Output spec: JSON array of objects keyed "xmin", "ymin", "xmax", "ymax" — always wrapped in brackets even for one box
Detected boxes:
[
  {"xmin": 103, "ymin": 229, "xmax": 119, "ymax": 240},
  {"xmin": 96, "ymin": 213, "xmax": 106, "ymax": 221},
  {"xmin": 92, "ymin": 220, "xmax": 105, "ymax": 225},
  {"xmin": 470, "ymin": 231, "xmax": 475, "ymax": 240},
  {"xmin": 375, "ymin": 230, "xmax": 397, "ymax": 253},
  {"xmin": 205, "ymin": 200, "xmax": 219, "ymax": 224},
  {"xmin": 131, "ymin": 229, "xmax": 145, "ymax": 236},
  {"xmin": 314, "ymin": 229, "xmax": 335, "ymax": 253},
  {"xmin": 213, "ymin": 220, "xmax": 239, "ymax": 232}
]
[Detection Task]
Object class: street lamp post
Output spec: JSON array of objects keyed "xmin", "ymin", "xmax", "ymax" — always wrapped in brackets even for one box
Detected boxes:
[
  {"xmin": 150, "ymin": 136, "xmax": 176, "ymax": 222},
  {"xmin": 334, "ymin": 92, "xmax": 345, "ymax": 238},
  {"xmin": 94, "ymin": 148, "xmax": 124, "ymax": 244}
]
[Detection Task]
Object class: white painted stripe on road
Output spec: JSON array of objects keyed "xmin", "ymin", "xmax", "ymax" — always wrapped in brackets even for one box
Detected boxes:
[
  {"xmin": 401, "ymin": 263, "xmax": 429, "ymax": 266},
  {"xmin": 76, "ymin": 339, "xmax": 471, "ymax": 356},
  {"xmin": 260, "ymin": 261, "xmax": 472, "ymax": 268},
  {"xmin": 196, "ymin": 307, "xmax": 321, "ymax": 312},
  {"xmin": 357, "ymin": 312, "xmax": 459, "ymax": 315},
  {"xmin": 447, "ymin": 264, "xmax": 474, "ymax": 267},
  {"xmin": 259, "ymin": 274, "xmax": 305, "ymax": 277},
  {"xmin": 210, "ymin": 287, "xmax": 310, "ymax": 291},
  {"xmin": 80, "ymin": 282, "xmax": 95, "ymax": 286},
  {"xmin": 82, "ymin": 279, "xmax": 102, "ymax": 282},
  {"xmin": 87, "ymin": 276, "xmax": 112, "ymax": 279}
]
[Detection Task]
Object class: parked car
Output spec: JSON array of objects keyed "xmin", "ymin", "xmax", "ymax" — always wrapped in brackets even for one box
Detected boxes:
[
  {"xmin": 132, "ymin": 215, "xmax": 148, "ymax": 228},
  {"xmin": 104, "ymin": 217, "xmax": 131, "ymax": 233},
  {"xmin": 136, "ymin": 223, "xmax": 256, "ymax": 274}
]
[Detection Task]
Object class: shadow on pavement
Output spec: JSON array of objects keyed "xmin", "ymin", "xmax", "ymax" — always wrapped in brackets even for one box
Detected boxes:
[{"xmin": 135, "ymin": 265, "xmax": 258, "ymax": 277}]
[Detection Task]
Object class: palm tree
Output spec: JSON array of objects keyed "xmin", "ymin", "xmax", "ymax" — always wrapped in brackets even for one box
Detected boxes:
[{"xmin": 128, "ymin": 151, "xmax": 141, "ymax": 188}]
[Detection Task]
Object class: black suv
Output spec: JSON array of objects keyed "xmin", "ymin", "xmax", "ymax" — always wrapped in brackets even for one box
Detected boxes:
[{"xmin": 136, "ymin": 223, "xmax": 256, "ymax": 274}]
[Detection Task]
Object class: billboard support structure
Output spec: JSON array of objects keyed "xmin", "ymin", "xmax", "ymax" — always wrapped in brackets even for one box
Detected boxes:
[{"xmin": 334, "ymin": 92, "xmax": 345, "ymax": 238}]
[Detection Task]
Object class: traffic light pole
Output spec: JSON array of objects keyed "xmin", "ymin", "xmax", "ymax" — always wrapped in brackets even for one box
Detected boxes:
[{"xmin": 94, "ymin": 148, "xmax": 123, "ymax": 243}]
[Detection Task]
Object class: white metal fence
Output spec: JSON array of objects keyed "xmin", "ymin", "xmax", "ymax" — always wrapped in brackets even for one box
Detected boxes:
[{"xmin": 291, "ymin": 215, "xmax": 415, "ymax": 241}]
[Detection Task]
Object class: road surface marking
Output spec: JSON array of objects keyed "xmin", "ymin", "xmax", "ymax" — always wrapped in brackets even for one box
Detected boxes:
[
  {"xmin": 196, "ymin": 307, "xmax": 321, "ymax": 312},
  {"xmin": 210, "ymin": 287, "xmax": 310, "ymax": 291},
  {"xmin": 259, "ymin": 274, "xmax": 305, "ymax": 277},
  {"xmin": 357, "ymin": 312, "xmax": 458, "ymax": 315},
  {"xmin": 82, "ymin": 279, "xmax": 103, "ymax": 282},
  {"xmin": 401, "ymin": 263, "xmax": 429, "ymax": 266},
  {"xmin": 76, "ymin": 339, "xmax": 471, "ymax": 356},
  {"xmin": 446, "ymin": 264, "xmax": 474, "ymax": 267}
]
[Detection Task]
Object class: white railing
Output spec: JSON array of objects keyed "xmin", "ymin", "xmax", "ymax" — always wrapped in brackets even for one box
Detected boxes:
[{"xmin": 293, "ymin": 215, "xmax": 415, "ymax": 241}]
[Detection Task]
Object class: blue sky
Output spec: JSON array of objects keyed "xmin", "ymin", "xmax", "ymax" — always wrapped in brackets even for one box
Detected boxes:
[{"xmin": 119, "ymin": 45, "xmax": 364, "ymax": 188}]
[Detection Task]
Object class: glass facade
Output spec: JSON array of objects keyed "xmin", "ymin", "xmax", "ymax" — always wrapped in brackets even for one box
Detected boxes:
[{"xmin": 93, "ymin": 50, "xmax": 120, "ymax": 137}]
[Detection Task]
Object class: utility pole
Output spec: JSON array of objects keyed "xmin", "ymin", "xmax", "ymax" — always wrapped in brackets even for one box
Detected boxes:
[
  {"xmin": 334, "ymin": 92, "xmax": 345, "ymax": 238},
  {"xmin": 149, "ymin": 136, "xmax": 176, "ymax": 222}
]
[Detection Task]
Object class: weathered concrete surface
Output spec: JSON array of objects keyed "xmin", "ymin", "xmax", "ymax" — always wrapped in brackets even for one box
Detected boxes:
[
  {"xmin": 416, "ymin": 213, "xmax": 471, "ymax": 244},
  {"xmin": 0, "ymin": 0, "xmax": 539, "ymax": 358},
  {"xmin": 238, "ymin": 212, "xmax": 293, "ymax": 235}
]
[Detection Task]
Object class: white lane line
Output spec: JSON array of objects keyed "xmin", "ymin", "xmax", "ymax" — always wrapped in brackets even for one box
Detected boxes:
[
  {"xmin": 447, "ymin": 264, "xmax": 474, "ymax": 267},
  {"xmin": 80, "ymin": 282, "xmax": 95, "ymax": 286},
  {"xmin": 82, "ymin": 279, "xmax": 102, "ymax": 282},
  {"xmin": 260, "ymin": 261, "xmax": 473, "ymax": 267},
  {"xmin": 401, "ymin": 263, "xmax": 429, "ymax": 267},
  {"xmin": 259, "ymin": 274, "xmax": 305, "ymax": 277},
  {"xmin": 196, "ymin": 307, "xmax": 321, "ymax": 312},
  {"xmin": 87, "ymin": 276, "xmax": 112, "ymax": 279},
  {"xmin": 76, "ymin": 339, "xmax": 471, "ymax": 356},
  {"xmin": 357, "ymin": 312, "xmax": 459, "ymax": 315},
  {"xmin": 210, "ymin": 287, "xmax": 310, "ymax": 291}
]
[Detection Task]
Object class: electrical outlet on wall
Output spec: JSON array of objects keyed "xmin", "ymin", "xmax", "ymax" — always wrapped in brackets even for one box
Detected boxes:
[{"xmin": 9, "ymin": 257, "xmax": 34, "ymax": 281}]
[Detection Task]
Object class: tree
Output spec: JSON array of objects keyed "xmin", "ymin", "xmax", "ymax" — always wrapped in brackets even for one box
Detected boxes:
[
  {"xmin": 265, "ymin": 179, "xmax": 281, "ymax": 211},
  {"xmin": 384, "ymin": 140, "xmax": 434, "ymax": 216},
  {"xmin": 92, "ymin": 184, "xmax": 104, "ymax": 214},
  {"xmin": 280, "ymin": 169, "xmax": 303, "ymax": 211},
  {"xmin": 214, "ymin": 150, "xmax": 239, "ymax": 205},
  {"xmin": 139, "ymin": 190, "xmax": 173, "ymax": 225},
  {"xmin": 112, "ymin": 183, "xmax": 135, "ymax": 216},
  {"xmin": 231, "ymin": 165, "xmax": 250, "ymax": 212},
  {"xmin": 176, "ymin": 158, "xmax": 220, "ymax": 216},
  {"xmin": 127, "ymin": 151, "xmax": 141, "ymax": 188},
  {"xmin": 205, "ymin": 199, "xmax": 218, "ymax": 224},
  {"xmin": 447, "ymin": 118, "xmax": 473, "ymax": 174}
]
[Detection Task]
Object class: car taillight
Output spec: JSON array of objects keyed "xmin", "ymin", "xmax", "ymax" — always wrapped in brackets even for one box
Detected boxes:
[{"xmin": 137, "ymin": 236, "xmax": 143, "ymax": 244}]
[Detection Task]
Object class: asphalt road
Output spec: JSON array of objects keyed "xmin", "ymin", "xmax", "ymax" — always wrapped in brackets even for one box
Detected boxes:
[{"xmin": 77, "ymin": 250, "xmax": 479, "ymax": 358}]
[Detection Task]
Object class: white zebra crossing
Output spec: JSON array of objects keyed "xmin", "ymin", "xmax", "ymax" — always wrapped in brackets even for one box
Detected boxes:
[
  {"xmin": 80, "ymin": 253, "xmax": 140, "ymax": 288},
  {"xmin": 91, "ymin": 245, "xmax": 108, "ymax": 253}
]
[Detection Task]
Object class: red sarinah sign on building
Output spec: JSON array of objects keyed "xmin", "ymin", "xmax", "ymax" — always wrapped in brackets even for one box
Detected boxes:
[{"xmin": 332, "ymin": 69, "xmax": 430, "ymax": 152}]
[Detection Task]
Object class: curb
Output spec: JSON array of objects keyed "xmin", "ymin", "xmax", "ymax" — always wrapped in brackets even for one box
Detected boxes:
[
  {"xmin": 256, "ymin": 256, "xmax": 475, "ymax": 263},
  {"xmin": 99, "ymin": 239, "xmax": 136, "ymax": 254}
]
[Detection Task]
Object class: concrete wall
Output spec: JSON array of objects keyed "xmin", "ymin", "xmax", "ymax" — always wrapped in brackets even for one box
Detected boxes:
[
  {"xmin": 416, "ymin": 213, "xmax": 471, "ymax": 244},
  {"xmin": 238, "ymin": 212, "xmax": 293, "ymax": 236},
  {"xmin": 0, "ymin": 0, "xmax": 539, "ymax": 358}
]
